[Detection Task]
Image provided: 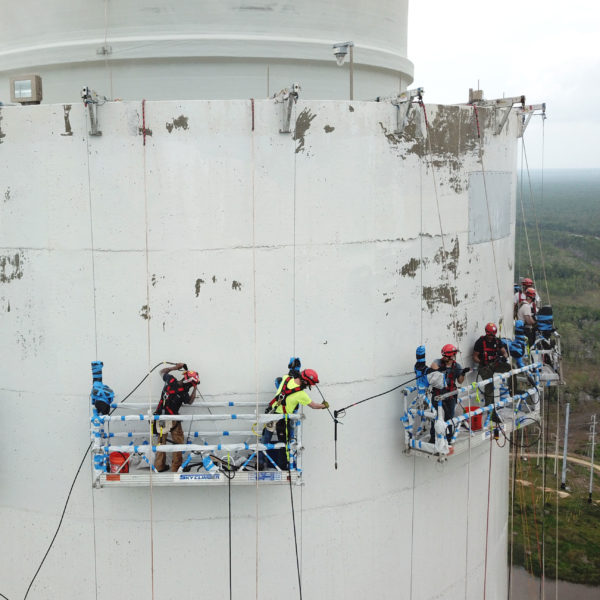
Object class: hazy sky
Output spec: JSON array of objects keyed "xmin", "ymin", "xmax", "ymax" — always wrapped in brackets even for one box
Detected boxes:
[{"xmin": 408, "ymin": 0, "xmax": 599, "ymax": 169}]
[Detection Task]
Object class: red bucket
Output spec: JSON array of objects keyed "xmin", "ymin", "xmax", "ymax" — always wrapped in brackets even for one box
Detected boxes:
[
  {"xmin": 464, "ymin": 406, "xmax": 483, "ymax": 431},
  {"xmin": 109, "ymin": 451, "xmax": 130, "ymax": 474}
]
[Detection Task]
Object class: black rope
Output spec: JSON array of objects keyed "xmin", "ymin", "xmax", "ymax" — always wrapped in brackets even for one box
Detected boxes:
[
  {"xmin": 0, "ymin": 592, "xmax": 11, "ymax": 599},
  {"xmin": 17, "ymin": 362, "xmax": 176, "ymax": 600},
  {"xmin": 23, "ymin": 442, "xmax": 92, "ymax": 600},
  {"xmin": 334, "ymin": 375, "xmax": 418, "ymax": 417},
  {"xmin": 288, "ymin": 467, "xmax": 302, "ymax": 600},
  {"xmin": 228, "ymin": 471, "xmax": 233, "ymax": 600},
  {"xmin": 327, "ymin": 375, "xmax": 417, "ymax": 470}
]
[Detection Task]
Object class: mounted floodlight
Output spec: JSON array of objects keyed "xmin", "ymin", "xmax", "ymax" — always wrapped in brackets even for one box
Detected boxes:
[
  {"xmin": 332, "ymin": 41, "xmax": 354, "ymax": 66},
  {"xmin": 10, "ymin": 74, "xmax": 42, "ymax": 105},
  {"xmin": 332, "ymin": 41, "xmax": 355, "ymax": 100}
]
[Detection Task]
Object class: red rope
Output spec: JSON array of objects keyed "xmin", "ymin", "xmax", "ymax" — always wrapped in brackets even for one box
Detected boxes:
[{"xmin": 419, "ymin": 101, "xmax": 429, "ymax": 130}]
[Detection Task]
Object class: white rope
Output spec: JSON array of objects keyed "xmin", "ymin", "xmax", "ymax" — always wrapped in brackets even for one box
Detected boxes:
[
  {"xmin": 85, "ymin": 107, "xmax": 101, "ymax": 600},
  {"xmin": 420, "ymin": 103, "xmax": 460, "ymax": 346},
  {"xmin": 141, "ymin": 99, "xmax": 156, "ymax": 600},
  {"xmin": 517, "ymin": 140, "xmax": 537, "ymax": 284},
  {"xmin": 521, "ymin": 137, "xmax": 551, "ymax": 305},
  {"xmin": 473, "ymin": 106, "xmax": 504, "ymax": 327},
  {"xmin": 252, "ymin": 100, "xmax": 260, "ymax": 600}
]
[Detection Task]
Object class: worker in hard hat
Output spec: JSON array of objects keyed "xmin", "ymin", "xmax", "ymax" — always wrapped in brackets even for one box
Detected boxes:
[
  {"xmin": 260, "ymin": 368, "xmax": 328, "ymax": 470},
  {"xmin": 428, "ymin": 344, "xmax": 470, "ymax": 444},
  {"xmin": 513, "ymin": 277, "xmax": 540, "ymax": 317},
  {"xmin": 517, "ymin": 287, "xmax": 538, "ymax": 346},
  {"xmin": 472, "ymin": 323, "xmax": 511, "ymax": 421},
  {"xmin": 154, "ymin": 363, "xmax": 199, "ymax": 472}
]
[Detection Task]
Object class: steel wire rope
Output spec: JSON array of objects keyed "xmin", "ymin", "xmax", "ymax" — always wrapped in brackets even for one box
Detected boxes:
[
  {"xmin": 482, "ymin": 426, "xmax": 494, "ymax": 600},
  {"xmin": 140, "ymin": 97, "xmax": 156, "ymax": 600},
  {"xmin": 418, "ymin": 102, "xmax": 460, "ymax": 346},
  {"xmin": 516, "ymin": 441, "xmax": 537, "ymax": 588},
  {"xmin": 250, "ymin": 102, "xmax": 260, "ymax": 600},
  {"xmin": 289, "ymin": 97, "xmax": 303, "ymax": 600},
  {"xmin": 541, "ymin": 384, "xmax": 551, "ymax": 597},
  {"xmin": 517, "ymin": 141, "xmax": 537, "ymax": 287},
  {"xmin": 521, "ymin": 136, "xmax": 551, "ymax": 305},
  {"xmin": 15, "ymin": 364, "xmax": 165, "ymax": 600},
  {"xmin": 554, "ymin": 387, "xmax": 561, "ymax": 600},
  {"xmin": 84, "ymin": 104, "xmax": 101, "ymax": 600},
  {"xmin": 472, "ymin": 105, "xmax": 505, "ymax": 324},
  {"xmin": 508, "ymin": 426, "xmax": 518, "ymax": 600},
  {"xmin": 102, "ymin": 0, "xmax": 113, "ymax": 99}
]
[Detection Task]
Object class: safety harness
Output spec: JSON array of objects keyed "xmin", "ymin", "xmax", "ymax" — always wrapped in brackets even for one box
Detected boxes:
[
  {"xmin": 477, "ymin": 336, "xmax": 503, "ymax": 366},
  {"xmin": 266, "ymin": 376, "xmax": 302, "ymax": 415},
  {"xmin": 155, "ymin": 375, "xmax": 190, "ymax": 416}
]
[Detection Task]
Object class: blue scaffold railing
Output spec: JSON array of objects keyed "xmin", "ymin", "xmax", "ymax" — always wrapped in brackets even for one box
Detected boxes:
[
  {"xmin": 401, "ymin": 350, "xmax": 543, "ymax": 460},
  {"xmin": 89, "ymin": 362, "xmax": 304, "ymax": 486}
]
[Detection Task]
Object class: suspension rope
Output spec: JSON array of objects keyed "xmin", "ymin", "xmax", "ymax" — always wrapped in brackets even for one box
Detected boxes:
[
  {"xmin": 482, "ymin": 432, "xmax": 493, "ymax": 600},
  {"xmin": 418, "ymin": 101, "xmax": 460, "ymax": 345},
  {"xmin": 517, "ymin": 141, "xmax": 537, "ymax": 285},
  {"xmin": 472, "ymin": 105, "xmax": 504, "ymax": 323},
  {"xmin": 521, "ymin": 137, "xmax": 551, "ymax": 304},
  {"xmin": 251, "ymin": 102, "xmax": 260, "ymax": 600}
]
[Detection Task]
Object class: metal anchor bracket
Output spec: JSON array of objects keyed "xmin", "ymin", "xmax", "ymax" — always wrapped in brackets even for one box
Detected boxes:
[
  {"xmin": 517, "ymin": 102, "xmax": 547, "ymax": 137},
  {"xmin": 391, "ymin": 87, "xmax": 424, "ymax": 134},
  {"xmin": 273, "ymin": 82, "xmax": 301, "ymax": 134},
  {"xmin": 81, "ymin": 86, "xmax": 107, "ymax": 136}
]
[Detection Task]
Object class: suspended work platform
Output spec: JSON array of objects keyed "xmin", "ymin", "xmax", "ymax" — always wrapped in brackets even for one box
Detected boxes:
[
  {"xmin": 401, "ymin": 363, "xmax": 543, "ymax": 461},
  {"xmin": 90, "ymin": 403, "xmax": 304, "ymax": 488}
]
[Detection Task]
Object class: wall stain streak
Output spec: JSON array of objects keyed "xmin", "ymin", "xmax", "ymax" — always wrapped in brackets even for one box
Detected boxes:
[
  {"xmin": 231, "ymin": 280, "xmax": 242, "ymax": 291},
  {"xmin": 400, "ymin": 257, "xmax": 421, "ymax": 278},
  {"xmin": 422, "ymin": 284, "xmax": 459, "ymax": 311},
  {"xmin": 0, "ymin": 109, "xmax": 6, "ymax": 143},
  {"xmin": 293, "ymin": 108, "xmax": 316, "ymax": 153},
  {"xmin": 166, "ymin": 115, "xmax": 189, "ymax": 133},
  {"xmin": 61, "ymin": 105, "xmax": 73, "ymax": 136},
  {"xmin": 0, "ymin": 253, "xmax": 24, "ymax": 283},
  {"xmin": 195, "ymin": 278, "xmax": 205, "ymax": 297},
  {"xmin": 434, "ymin": 237, "xmax": 460, "ymax": 277},
  {"xmin": 140, "ymin": 305, "xmax": 150, "ymax": 320}
]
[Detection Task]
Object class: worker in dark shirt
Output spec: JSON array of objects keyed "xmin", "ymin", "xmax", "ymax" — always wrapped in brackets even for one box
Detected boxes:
[
  {"xmin": 472, "ymin": 323, "xmax": 511, "ymax": 421},
  {"xmin": 154, "ymin": 362, "xmax": 199, "ymax": 472}
]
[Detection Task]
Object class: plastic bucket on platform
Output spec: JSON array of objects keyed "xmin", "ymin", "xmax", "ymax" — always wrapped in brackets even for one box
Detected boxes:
[
  {"xmin": 464, "ymin": 407, "xmax": 483, "ymax": 431},
  {"xmin": 109, "ymin": 451, "xmax": 130, "ymax": 474}
]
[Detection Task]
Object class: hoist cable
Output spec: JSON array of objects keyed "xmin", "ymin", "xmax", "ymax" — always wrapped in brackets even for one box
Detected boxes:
[{"xmin": 17, "ymin": 364, "xmax": 173, "ymax": 600}]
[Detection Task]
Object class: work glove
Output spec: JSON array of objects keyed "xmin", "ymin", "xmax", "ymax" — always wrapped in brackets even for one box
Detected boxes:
[
  {"xmin": 322, "ymin": 401, "xmax": 329, "ymax": 409},
  {"xmin": 461, "ymin": 367, "xmax": 471, "ymax": 376}
]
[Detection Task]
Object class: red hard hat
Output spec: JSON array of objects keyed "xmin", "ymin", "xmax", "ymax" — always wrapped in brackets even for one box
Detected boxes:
[
  {"xmin": 525, "ymin": 287, "xmax": 537, "ymax": 299},
  {"xmin": 300, "ymin": 369, "xmax": 319, "ymax": 388},
  {"xmin": 441, "ymin": 344, "xmax": 458, "ymax": 357},
  {"xmin": 485, "ymin": 323, "xmax": 497, "ymax": 335},
  {"xmin": 522, "ymin": 277, "xmax": 533, "ymax": 287},
  {"xmin": 182, "ymin": 370, "xmax": 200, "ymax": 386}
]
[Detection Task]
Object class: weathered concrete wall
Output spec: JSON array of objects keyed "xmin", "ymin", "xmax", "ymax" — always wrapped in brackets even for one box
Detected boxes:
[{"xmin": 0, "ymin": 98, "xmax": 518, "ymax": 599}]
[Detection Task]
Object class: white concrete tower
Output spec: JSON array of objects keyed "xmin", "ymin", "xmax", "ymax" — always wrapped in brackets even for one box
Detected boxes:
[{"xmin": 0, "ymin": 3, "xmax": 525, "ymax": 600}]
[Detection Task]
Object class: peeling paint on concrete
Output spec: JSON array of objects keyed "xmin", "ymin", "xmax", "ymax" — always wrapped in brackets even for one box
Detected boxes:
[
  {"xmin": 166, "ymin": 115, "xmax": 189, "ymax": 133},
  {"xmin": 195, "ymin": 278, "xmax": 205, "ymax": 297},
  {"xmin": 61, "ymin": 105, "xmax": 73, "ymax": 136},
  {"xmin": 140, "ymin": 305, "xmax": 150, "ymax": 320},
  {"xmin": 324, "ymin": 125, "xmax": 335, "ymax": 133},
  {"xmin": 231, "ymin": 280, "xmax": 242, "ymax": 291},
  {"xmin": 238, "ymin": 4, "xmax": 273, "ymax": 10},
  {"xmin": 384, "ymin": 297, "xmax": 391, "ymax": 303},
  {"xmin": 212, "ymin": 275, "xmax": 217, "ymax": 283},
  {"xmin": 293, "ymin": 108, "xmax": 316, "ymax": 153},
  {"xmin": 4, "ymin": 188, "xmax": 10, "ymax": 202},
  {"xmin": 0, "ymin": 253, "xmax": 24, "ymax": 283},
  {"xmin": 422, "ymin": 284, "xmax": 459, "ymax": 311},
  {"xmin": 400, "ymin": 257, "xmax": 421, "ymax": 278},
  {"xmin": 448, "ymin": 316, "xmax": 467, "ymax": 338},
  {"xmin": 138, "ymin": 126, "xmax": 153, "ymax": 137},
  {"xmin": 434, "ymin": 238, "xmax": 460, "ymax": 277},
  {"xmin": 7, "ymin": 301, "xmax": 10, "ymax": 312},
  {"xmin": 0, "ymin": 109, "xmax": 6, "ymax": 143},
  {"xmin": 349, "ymin": 105, "xmax": 355, "ymax": 112}
]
